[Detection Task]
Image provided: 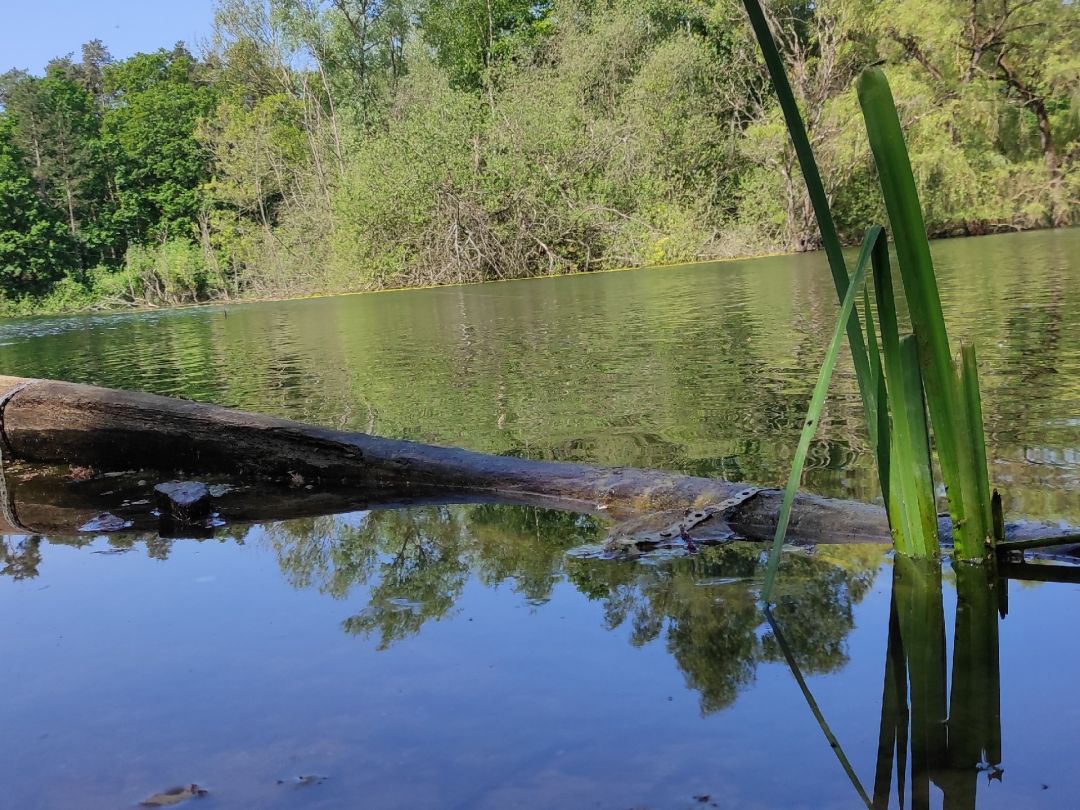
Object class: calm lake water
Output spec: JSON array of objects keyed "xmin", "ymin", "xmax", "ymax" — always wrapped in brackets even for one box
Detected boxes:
[{"xmin": 2, "ymin": 229, "xmax": 1079, "ymax": 808}]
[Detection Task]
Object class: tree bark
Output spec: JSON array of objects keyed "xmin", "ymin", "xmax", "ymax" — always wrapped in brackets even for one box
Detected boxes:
[
  {"xmin": 1, "ymin": 376, "xmax": 1076, "ymax": 548},
  {"xmin": 994, "ymin": 53, "xmax": 1058, "ymax": 176}
]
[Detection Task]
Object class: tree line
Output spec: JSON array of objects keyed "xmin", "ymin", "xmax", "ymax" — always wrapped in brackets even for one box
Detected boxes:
[{"xmin": 1, "ymin": 0, "xmax": 1076, "ymax": 313}]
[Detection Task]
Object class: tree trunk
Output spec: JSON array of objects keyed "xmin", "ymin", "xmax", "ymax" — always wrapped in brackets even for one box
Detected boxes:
[{"xmin": 1, "ymin": 376, "xmax": 1076, "ymax": 548}]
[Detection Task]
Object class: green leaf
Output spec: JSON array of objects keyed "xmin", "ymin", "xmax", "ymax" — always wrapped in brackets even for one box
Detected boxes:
[
  {"xmin": 857, "ymin": 68, "xmax": 992, "ymax": 558},
  {"xmin": 871, "ymin": 234, "xmax": 938, "ymax": 556},
  {"xmin": 762, "ymin": 227, "xmax": 877, "ymax": 602},
  {"xmin": 960, "ymin": 340, "xmax": 994, "ymax": 550},
  {"xmin": 863, "ymin": 285, "xmax": 891, "ymax": 504},
  {"xmin": 740, "ymin": 0, "xmax": 877, "ymax": 437}
]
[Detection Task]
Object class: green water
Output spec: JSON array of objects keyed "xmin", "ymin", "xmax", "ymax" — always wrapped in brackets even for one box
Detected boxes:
[
  {"xmin": 2, "ymin": 229, "xmax": 1079, "ymax": 808},
  {"xmin": 4, "ymin": 229, "xmax": 1078, "ymax": 518}
]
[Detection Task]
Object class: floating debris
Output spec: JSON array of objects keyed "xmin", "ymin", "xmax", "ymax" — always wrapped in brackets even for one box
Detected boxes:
[
  {"xmin": 78, "ymin": 513, "xmax": 133, "ymax": 532},
  {"xmin": 277, "ymin": 774, "xmax": 328, "ymax": 787},
  {"xmin": 139, "ymin": 784, "xmax": 208, "ymax": 807}
]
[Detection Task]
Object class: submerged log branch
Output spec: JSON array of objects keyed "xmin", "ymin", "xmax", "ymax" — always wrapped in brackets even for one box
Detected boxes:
[{"xmin": 0, "ymin": 375, "xmax": 1076, "ymax": 550}]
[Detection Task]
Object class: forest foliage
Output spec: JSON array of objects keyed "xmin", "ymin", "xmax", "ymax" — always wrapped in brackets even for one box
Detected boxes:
[{"xmin": 0, "ymin": 0, "xmax": 1077, "ymax": 313}]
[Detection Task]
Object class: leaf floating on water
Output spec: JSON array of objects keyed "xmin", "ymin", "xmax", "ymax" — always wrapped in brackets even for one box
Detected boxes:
[
  {"xmin": 139, "ymin": 784, "xmax": 208, "ymax": 806},
  {"xmin": 79, "ymin": 512, "xmax": 133, "ymax": 532}
]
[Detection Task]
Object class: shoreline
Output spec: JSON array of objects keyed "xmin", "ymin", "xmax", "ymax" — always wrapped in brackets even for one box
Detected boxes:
[
  {"xmin": 2, "ymin": 225, "xmax": 1071, "ymax": 321},
  {"xmin": 1, "ymin": 244, "xmax": 792, "ymax": 320}
]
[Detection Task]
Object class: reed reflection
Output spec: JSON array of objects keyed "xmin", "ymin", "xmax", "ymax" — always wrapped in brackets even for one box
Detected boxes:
[{"xmin": 872, "ymin": 559, "xmax": 1003, "ymax": 809}]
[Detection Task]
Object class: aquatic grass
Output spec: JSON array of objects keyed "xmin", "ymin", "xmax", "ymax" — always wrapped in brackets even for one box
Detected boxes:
[
  {"xmin": 870, "ymin": 235, "xmax": 938, "ymax": 557},
  {"xmin": 856, "ymin": 70, "xmax": 995, "ymax": 559},
  {"xmin": 900, "ymin": 337, "xmax": 937, "ymax": 548},
  {"xmin": 949, "ymin": 562, "xmax": 1003, "ymax": 781},
  {"xmin": 991, "ymin": 491, "xmax": 1005, "ymax": 548},
  {"xmin": 872, "ymin": 592, "xmax": 909, "ymax": 810},
  {"xmin": 893, "ymin": 556, "xmax": 949, "ymax": 807},
  {"xmin": 764, "ymin": 607, "xmax": 873, "ymax": 809},
  {"xmin": 960, "ymin": 342, "xmax": 995, "ymax": 540},
  {"xmin": 744, "ymin": 0, "xmax": 996, "ymax": 566},
  {"xmin": 739, "ymin": 0, "xmax": 880, "ymax": 461},
  {"xmin": 762, "ymin": 228, "xmax": 877, "ymax": 600},
  {"xmin": 863, "ymin": 286, "xmax": 892, "ymax": 504},
  {"xmin": 872, "ymin": 560, "xmax": 1003, "ymax": 809}
]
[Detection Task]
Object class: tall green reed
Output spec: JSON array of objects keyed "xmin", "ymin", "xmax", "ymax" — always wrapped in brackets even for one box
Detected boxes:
[
  {"xmin": 857, "ymin": 70, "xmax": 995, "ymax": 556},
  {"xmin": 743, "ymin": 1, "xmax": 997, "ymax": 597}
]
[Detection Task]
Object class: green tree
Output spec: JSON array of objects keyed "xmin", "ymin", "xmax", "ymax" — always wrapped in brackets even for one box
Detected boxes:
[
  {"xmin": 0, "ymin": 116, "xmax": 78, "ymax": 296},
  {"xmin": 102, "ymin": 45, "xmax": 218, "ymax": 243},
  {"xmin": 868, "ymin": 0, "xmax": 1079, "ymax": 224},
  {"xmin": 419, "ymin": 0, "xmax": 553, "ymax": 91},
  {"xmin": 2, "ymin": 0, "xmax": 1078, "ymax": 311},
  {"xmin": 0, "ymin": 61, "xmax": 107, "ymax": 263}
]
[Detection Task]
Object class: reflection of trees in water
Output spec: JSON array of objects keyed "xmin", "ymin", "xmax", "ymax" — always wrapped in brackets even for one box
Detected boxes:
[
  {"xmin": 261, "ymin": 511, "xmax": 461, "ymax": 649},
  {"xmin": 467, "ymin": 504, "xmax": 601, "ymax": 604},
  {"xmin": 567, "ymin": 545, "xmax": 882, "ymax": 713},
  {"xmin": 765, "ymin": 548, "xmax": 881, "ymax": 674},
  {"xmin": 265, "ymin": 505, "xmax": 605, "ymax": 649},
  {"xmin": 0, "ymin": 536, "xmax": 43, "ymax": 580},
  {"xmin": 5, "ymin": 502, "xmax": 883, "ymax": 713},
  {"xmin": 341, "ymin": 508, "xmax": 469, "ymax": 649},
  {"xmin": 4, "ymin": 501, "xmax": 881, "ymax": 717},
  {"xmin": 263, "ymin": 505, "xmax": 883, "ymax": 712}
]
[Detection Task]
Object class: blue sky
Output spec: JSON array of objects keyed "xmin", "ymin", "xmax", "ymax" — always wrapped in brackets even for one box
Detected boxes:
[{"xmin": 1, "ymin": 0, "xmax": 217, "ymax": 74}]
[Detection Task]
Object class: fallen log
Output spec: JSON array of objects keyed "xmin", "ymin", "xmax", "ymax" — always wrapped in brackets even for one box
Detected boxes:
[{"xmin": 1, "ymin": 375, "xmax": 1077, "ymax": 549}]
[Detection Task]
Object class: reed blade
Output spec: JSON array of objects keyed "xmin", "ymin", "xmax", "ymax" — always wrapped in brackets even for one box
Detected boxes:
[
  {"xmin": 741, "ymin": 0, "xmax": 876, "ymax": 432},
  {"xmin": 900, "ymin": 335, "xmax": 939, "ymax": 552},
  {"xmin": 762, "ymin": 228, "xmax": 876, "ymax": 601},
  {"xmin": 960, "ymin": 341, "xmax": 994, "ymax": 550},
  {"xmin": 949, "ymin": 562, "xmax": 1003, "ymax": 777},
  {"xmin": 893, "ymin": 556, "xmax": 949, "ymax": 806},
  {"xmin": 856, "ymin": 68, "xmax": 992, "ymax": 556},
  {"xmin": 991, "ymin": 490, "xmax": 1005, "ymax": 545},
  {"xmin": 863, "ymin": 287, "xmax": 892, "ymax": 505},
  {"xmin": 870, "ymin": 234, "xmax": 938, "ymax": 556},
  {"xmin": 765, "ymin": 608, "xmax": 873, "ymax": 809}
]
